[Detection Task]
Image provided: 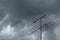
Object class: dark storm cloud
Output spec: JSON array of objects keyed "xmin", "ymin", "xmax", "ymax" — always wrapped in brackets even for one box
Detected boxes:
[
  {"xmin": 8, "ymin": 0, "xmax": 60, "ymax": 21},
  {"xmin": 0, "ymin": 0, "xmax": 59, "ymax": 19},
  {"xmin": 0, "ymin": 0, "xmax": 60, "ymax": 40},
  {"xmin": 0, "ymin": 0, "xmax": 60, "ymax": 19}
]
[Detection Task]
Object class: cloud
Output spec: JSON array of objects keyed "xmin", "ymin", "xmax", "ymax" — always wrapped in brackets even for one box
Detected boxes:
[
  {"xmin": 25, "ymin": 34, "xmax": 37, "ymax": 40},
  {"xmin": 54, "ymin": 25, "xmax": 60, "ymax": 40},
  {"xmin": 0, "ymin": 0, "xmax": 60, "ymax": 40},
  {"xmin": 0, "ymin": 24, "xmax": 16, "ymax": 39}
]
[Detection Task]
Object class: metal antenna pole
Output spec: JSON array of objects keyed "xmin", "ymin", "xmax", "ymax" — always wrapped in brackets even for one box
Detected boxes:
[
  {"xmin": 28, "ymin": 15, "xmax": 46, "ymax": 40},
  {"xmin": 40, "ymin": 18, "xmax": 42, "ymax": 40}
]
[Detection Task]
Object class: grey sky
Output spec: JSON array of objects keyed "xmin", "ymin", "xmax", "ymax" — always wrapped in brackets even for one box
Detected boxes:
[{"xmin": 0, "ymin": 0, "xmax": 60, "ymax": 40}]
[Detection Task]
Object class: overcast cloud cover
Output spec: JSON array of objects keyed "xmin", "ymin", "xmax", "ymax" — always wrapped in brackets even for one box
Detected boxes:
[{"xmin": 0, "ymin": 0, "xmax": 60, "ymax": 40}]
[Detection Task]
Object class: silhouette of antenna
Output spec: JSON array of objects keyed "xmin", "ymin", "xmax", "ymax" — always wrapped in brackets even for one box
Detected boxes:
[
  {"xmin": 28, "ymin": 15, "xmax": 46, "ymax": 26},
  {"xmin": 27, "ymin": 15, "xmax": 47, "ymax": 40},
  {"xmin": 27, "ymin": 14, "xmax": 52, "ymax": 40}
]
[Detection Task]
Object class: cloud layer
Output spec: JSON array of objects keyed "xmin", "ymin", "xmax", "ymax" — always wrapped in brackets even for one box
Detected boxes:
[{"xmin": 0, "ymin": 0, "xmax": 60, "ymax": 40}]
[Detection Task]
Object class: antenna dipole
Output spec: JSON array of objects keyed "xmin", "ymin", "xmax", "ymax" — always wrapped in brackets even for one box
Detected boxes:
[{"xmin": 28, "ymin": 15, "xmax": 47, "ymax": 40}]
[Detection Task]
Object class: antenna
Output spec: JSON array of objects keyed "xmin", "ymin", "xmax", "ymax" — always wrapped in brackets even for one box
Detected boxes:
[{"xmin": 27, "ymin": 15, "xmax": 47, "ymax": 40}]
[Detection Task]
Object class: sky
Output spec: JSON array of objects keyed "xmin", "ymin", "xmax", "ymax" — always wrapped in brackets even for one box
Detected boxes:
[{"xmin": 0, "ymin": 0, "xmax": 60, "ymax": 40}]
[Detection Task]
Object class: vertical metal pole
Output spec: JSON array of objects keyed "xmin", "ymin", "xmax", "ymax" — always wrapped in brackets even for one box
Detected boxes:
[{"xmin": 40, "ymin": 18, "xmax": 42, "ymax": 40}]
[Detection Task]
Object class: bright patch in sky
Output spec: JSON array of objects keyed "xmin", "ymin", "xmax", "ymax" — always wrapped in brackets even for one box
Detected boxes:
[
  {"xmin": 42, "ymin": 31, "xmax": 47, "ymax": 40},
  {"xmin": 54, "ymin": 25, "xmax": 60, "ymax": 40},
  {"xmin": 0, "ymin": 24, "xmax": 16, "ymax": 38},
  {"xmin": 25, "ymin": 34, "xmax": 37, "ymax": 40}
]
